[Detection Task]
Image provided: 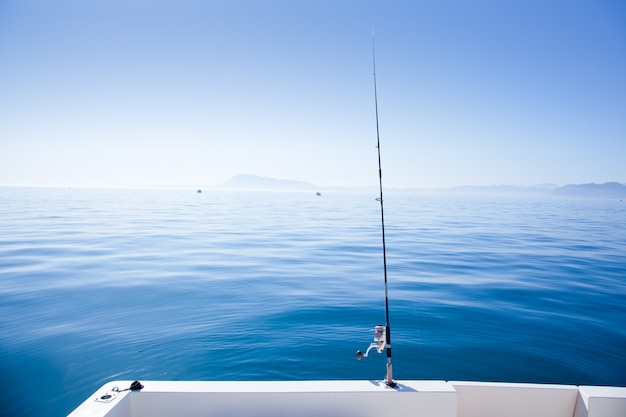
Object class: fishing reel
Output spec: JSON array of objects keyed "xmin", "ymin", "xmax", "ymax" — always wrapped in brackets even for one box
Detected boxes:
[{"xmin": 355, "ymin": 325, "xmax": 386, "ymax": 360}]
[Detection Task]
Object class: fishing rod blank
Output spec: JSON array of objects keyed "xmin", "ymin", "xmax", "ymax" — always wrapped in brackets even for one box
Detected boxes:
[{"xmin": 355, "ymin": 33, "xmax": 396, "ymax": 389}]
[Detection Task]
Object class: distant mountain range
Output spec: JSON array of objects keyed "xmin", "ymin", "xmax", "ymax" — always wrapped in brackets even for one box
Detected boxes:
[
  {"xmin": 219, "ymin": 174, "xmax": 317, "ymax": 191},
  {"xmin": 552, "ymin": 182, "xmax": 626, "ymax": 199},
  {"xmin": 443, "ymin": 182, "xmax": 625, "ymax": 198},
  {"xmin": 440, "ymin": 184, "xmax": 558, "ymax": 196},
  {"xmin": 216, "ymin": 175, "xmax": 626, "ymax": 199}
]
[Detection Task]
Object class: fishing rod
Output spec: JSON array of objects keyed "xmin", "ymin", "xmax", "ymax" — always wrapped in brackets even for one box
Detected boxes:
[{"xmin": 356, "ymin": 34, "xmax": 396, "ymax": 388}]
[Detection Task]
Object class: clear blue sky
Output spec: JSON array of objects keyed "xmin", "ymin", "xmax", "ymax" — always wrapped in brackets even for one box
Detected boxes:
[{"xmin": 1, "ymin": 0, "xmax": 624, "ymax": 188}]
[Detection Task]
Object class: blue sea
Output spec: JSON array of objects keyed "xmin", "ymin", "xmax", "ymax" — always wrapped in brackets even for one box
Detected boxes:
[{"xmin": 1, "ymin": 187, "xmax": 625, "ymax": 416}]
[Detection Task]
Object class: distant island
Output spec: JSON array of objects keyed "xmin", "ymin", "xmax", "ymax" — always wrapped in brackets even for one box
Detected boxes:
[{"xmin": 552, "ymin": 182, "xmax": 626, "ymax": 199}]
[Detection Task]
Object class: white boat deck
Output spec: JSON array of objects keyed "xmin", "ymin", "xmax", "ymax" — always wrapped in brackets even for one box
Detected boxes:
[{"xmin": 68, "ymin": 380, "xmax": 626, "ymax": 417}]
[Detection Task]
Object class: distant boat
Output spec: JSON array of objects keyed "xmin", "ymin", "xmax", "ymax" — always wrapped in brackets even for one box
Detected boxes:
[
  {"xmin": 316, "ymin": 192, "xmax": 321, "ymax": 196},
  {"xmin": 196, "ymin": 189, "xmax": 202, "ymax": 194}
]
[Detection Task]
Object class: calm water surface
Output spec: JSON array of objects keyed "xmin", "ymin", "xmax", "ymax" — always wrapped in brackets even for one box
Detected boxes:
[{"xmin": 0, "ymin": 187, "xmax": 625, "ymax": 416}]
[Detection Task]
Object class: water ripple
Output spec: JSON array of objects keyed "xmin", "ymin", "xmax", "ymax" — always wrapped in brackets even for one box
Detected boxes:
[{"xmin": 0, "ymin": 188, "xmax": 625, "ymax": 416}]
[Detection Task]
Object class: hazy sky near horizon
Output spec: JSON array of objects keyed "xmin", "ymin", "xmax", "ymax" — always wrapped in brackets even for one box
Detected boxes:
[{"xmin": 1, "ymin": 0, "xmax": 625, "ymax": 189}]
